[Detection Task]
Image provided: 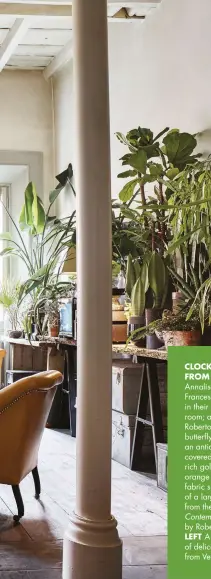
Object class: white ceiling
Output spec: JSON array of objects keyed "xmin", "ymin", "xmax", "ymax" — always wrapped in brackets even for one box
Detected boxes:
[{"xmin": 0, "ymin": 2, "xmax": 161, "ymax": 76}]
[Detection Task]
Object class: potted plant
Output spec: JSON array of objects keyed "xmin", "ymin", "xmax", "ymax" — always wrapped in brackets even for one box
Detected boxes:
[
  {"xmin": 186, "ymin": 276, "xmax": 211, "ymax": 343},
  {"xmin": 129, "ymin": 307, "xmax": 202, "ymax": 348},
  {"xmin": 124, "ymin": 252, "xmax": 169, "ymax": 348},
  {"xmin": 163, "ymin": 157, "xmax": 211, "ymax": 315},
  {"xmin": 126, "ymin": 255, "xmax": 146, "ymax": 346},
  {"xmin": 45, "ymin": 300, "xmax": 60, "ymax": 338},
  {"xmin": 156, "ymin": 309, "xmax": 202, "ymax": 347},
  {"xmin": 0, "ymin": 180, "xmax": 76, "ymax": 336},
  {"xmin": 0, "ymin": 281, "xmax": 23, "ymax": 338}
]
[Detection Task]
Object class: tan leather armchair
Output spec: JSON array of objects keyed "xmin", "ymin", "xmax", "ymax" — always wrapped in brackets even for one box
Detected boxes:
[{"xmin": 0, "ymin": 370, "xmax": 63, "ymax": 522}]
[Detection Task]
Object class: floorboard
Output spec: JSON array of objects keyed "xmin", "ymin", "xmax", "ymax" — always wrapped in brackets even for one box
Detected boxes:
[{"xmin": 0, "ymin": 429, "xmax": 167, "ymax": 578}]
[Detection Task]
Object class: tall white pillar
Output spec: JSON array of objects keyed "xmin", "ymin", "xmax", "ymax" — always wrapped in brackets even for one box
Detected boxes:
[{"xmin": 62, "ymin": 0, "xmax": 122, "ymax": 578}]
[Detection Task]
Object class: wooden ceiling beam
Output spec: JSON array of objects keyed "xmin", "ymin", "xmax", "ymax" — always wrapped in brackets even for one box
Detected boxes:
[
  {"xmin": 0, "ymin": 18, "xmax": 29, "ymax": 72},
  {"xmin": 0, "ymin": 3, "xmax": 72, "ymax": 17}
]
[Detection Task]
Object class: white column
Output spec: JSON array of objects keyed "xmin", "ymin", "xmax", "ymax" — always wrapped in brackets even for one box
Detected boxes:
[{"xmin": 62, "ymin": 0, "xmax": 122, "ymax": 578}]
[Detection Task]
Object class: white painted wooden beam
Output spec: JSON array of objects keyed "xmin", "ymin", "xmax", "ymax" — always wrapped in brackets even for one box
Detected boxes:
[
  {"xmin": 44, "ymin": 39, "xmax": 72, "ymax": 79},
  {"xmin": 0, "ymin": 18, "xmax": 29, "ymax": 72}
]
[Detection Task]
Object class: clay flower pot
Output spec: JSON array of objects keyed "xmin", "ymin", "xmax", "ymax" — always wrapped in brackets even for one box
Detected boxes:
[
  {"xmin": 162, "ymin": 330, "xmax": 201, "ymax": 347},
  {"xmin": 48, "ymin": 324, "xmax": 59, "ymax": 338}
]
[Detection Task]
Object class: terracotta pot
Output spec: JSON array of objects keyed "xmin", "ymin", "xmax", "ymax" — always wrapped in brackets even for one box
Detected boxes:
[
  {"xmin": 145, "ymin": 309, "xmax": 164, "ymax": 350},
  {"xmin": 128, "ymin": 315, "xmax": 146, "ymax": 348},
  {"xmin": 162, "ymin": 330, "xmax": 201, "ymax": 347},
  {"xmin": 49, "ymin": 324, "xmax": 59, "ymax": 338}
]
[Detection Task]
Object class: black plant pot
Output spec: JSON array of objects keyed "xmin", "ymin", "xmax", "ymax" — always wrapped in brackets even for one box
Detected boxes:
[
  {"xmin": 145, "ymin": 308, "xmax": 164, "ymax": 350},
  {"xmin": 128, "ymin": 315, "xmax": 146, "ymax": 347},
  {"xmin": 201, "ymin": 327, "xmax": 211, "ymax": 346}
]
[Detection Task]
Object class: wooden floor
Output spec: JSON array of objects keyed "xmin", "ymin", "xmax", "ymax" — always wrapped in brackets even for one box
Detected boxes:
[{"xmin": 0, "ymin": 429, "xmax": 167, "ymax": 578}]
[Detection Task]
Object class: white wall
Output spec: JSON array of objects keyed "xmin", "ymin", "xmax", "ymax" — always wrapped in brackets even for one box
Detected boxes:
[
  {"xmin": 0, "ymin": 70, "xmax": 54, "ymax": 202},
  {"xmin": 53, "ymin": 61, "xmax": 76, "ymax": 217},
  {"xmin": 10, "ymin": 166, "xmax": 29, "ymax": 281},
  {"xmin": 53, "ymin": 0, "xmax": 211, "ymax": 205}
]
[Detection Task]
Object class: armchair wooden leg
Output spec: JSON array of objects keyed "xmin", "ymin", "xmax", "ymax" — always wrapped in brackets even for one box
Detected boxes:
[
  {"xmin": 32, "ymin": 466, "xmax": 41, "ymax": 499},
  {"xmin": 12, "ymin": 485, "xmax": 24, "ymax": 523}
]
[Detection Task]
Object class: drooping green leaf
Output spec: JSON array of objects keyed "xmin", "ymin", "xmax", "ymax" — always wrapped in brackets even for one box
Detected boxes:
[
  {"xmin": 24, "ymin": 182, "xmax": 34, "ymax": 226},
  {"xmin": 140, "ymin": 262, "xmax": 149, "ymax": 293},
  {"xmin": 127, "ymin": 150, "xmax": 147, "ymax": 174},
  {"xmin": 119, "ymin": 179, "xmax": 139, "ymax": 202},
  {"xmin": 0, "ymin": 247, "xmax": 15, "ymax": 256},
  {"xmin": 30, "ymin": 265, "xmax": 48, "ymax": 281},
  {"xmin": 55, "ymin": 163, "xmax": 73, "ymax": 186},
  {"xmin": 32, "ymin": 185, "xmax": 46, "ymax": 234},
  {"xmin": 0, "ymin": 232, "xmax": 13, "ymax": 241},
  {"xmin": 134, "ymin": 260, "xmax": 141, "ymax": 280},
  {"xmin": 143, "ymin": 143, "xmax": 160, "ymax": 159},
  {"xmin": 131, "ymin": 277, "xmax": 145, "ymax": 317},
  {"xmin": 49, "ymin": 185, "xmax": 63, "ymax": 204},
  {"xmin": 148, "ymin": 252, "xmax": 166, "ymax": 306},
  {"xmin": 117, "ymin": 170, "xmax": 137, "ymax": 178},
  {"xmin": 166, "ymin": 167, "xmax": 180, "ymax": 179},
  {"xmin": 19, "ymin": 204, "xmax": 27, "ymax": 231},
  {"xmin": 163, "ymin": 130, "xmax": 198, "ymax": 169}
]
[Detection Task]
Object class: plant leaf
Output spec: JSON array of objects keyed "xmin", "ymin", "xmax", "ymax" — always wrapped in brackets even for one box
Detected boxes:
[
  {"xmin": 148, "ymin": 252, "xmax": 166, "ymax": 307},
  {"xmin": 131, "ymin": 277, "xmax": 145, "ymax": 317},
  {"xmin": 49, "ymin": 185, "xmax": 63, "ymax": 204},
  {"xmin": 117, "ymin": 170, "xmax": 137, "ymax": 178},
  {"xmin": 119, "ymin": 179, "xmax": 139, "ymax": 202},
  {"xmin": 0, "ymin": 232, "xmax": 13, "ymax": 241},
  {"xmin": 127, "ymin": 150, "xmax": 147, "ymax": 174},
  {"xmin": 0, "ymin": 247, "xmax": 15, "ymax": 256},
  {"xmin": 32, "ymin": 184, "xmax": 46, "ymax": 233}
]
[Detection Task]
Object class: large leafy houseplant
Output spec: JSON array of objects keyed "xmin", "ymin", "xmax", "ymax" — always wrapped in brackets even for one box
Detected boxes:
[
  {"xmin": 116, "ymin": 126, "xmax": 201, "ymax": 256},
  {"xmin": 0, "ymin": 179, "xmax": 76, "ymax": 335},
  {"xmin": 161, "ymin": 158, "xmax": 211, "ymax": 311}
]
